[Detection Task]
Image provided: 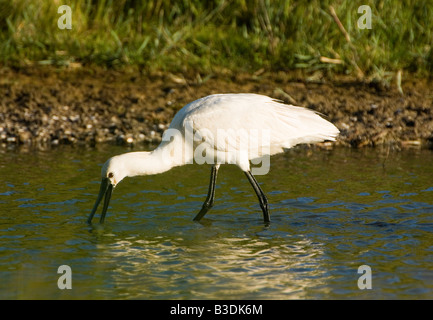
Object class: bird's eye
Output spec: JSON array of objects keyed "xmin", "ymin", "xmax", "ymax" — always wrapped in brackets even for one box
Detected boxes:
[{"xmin": 108, "ymin": 172, "xmax": 114, "ymax": 178}]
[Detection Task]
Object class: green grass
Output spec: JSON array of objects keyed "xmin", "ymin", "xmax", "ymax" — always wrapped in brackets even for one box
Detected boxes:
[{"xmin": 1, "ymin": 0, "xmax": 432, "ymax": 79}]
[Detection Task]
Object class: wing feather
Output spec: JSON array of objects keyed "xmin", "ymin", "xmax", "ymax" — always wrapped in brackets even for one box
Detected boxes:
[{"xmin": 175, "ymin": 94, "xmax": 338, "ymax": 160}]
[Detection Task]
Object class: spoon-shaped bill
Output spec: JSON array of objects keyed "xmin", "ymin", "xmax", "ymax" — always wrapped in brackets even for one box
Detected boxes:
[
  {"xmin": 99, "ymin": 183, "xmax": 113, "ymax": 224},
  {"xmin": 87, "ymin": 178, "xmax": 113, "ymax": 224}
]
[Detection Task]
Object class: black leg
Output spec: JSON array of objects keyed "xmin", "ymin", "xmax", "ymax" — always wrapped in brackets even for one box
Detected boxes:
[
  {"xmin": 193, "ymin": 164, "xmax": 219, "ymax": 221},
  {"xmin": 244, "ymin": 171, "xmax": 270, "ymax": 223}
]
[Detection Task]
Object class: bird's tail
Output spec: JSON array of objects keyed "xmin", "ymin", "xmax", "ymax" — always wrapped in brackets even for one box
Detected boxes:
[{"xmin": 268, "ymin": 100, "xmax": 339, "ymax": 152}]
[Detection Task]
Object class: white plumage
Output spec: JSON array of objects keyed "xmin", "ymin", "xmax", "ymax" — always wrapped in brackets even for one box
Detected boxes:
[
  {"xmin": 88, "ymin": 93, "xmax": 339, "ymax": 224},
  {"xmin": 170, "ymin": 93, "xmax": 338, "ymax": 168}
]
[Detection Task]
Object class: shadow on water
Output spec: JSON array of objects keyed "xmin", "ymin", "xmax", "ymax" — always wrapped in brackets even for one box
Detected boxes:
[{"xmin": 0, "ymin": 145, "xmax": 433, "ymax": 299}]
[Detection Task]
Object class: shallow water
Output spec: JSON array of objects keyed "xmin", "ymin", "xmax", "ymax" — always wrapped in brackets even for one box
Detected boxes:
[{"xmin": 0, "ymin": 145, "xmax": 432, "ymax": 299}]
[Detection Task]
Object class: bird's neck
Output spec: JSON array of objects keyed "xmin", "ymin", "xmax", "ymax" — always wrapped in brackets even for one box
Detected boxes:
[{"xmin": 124, "ymin": 140, "xmax": 192, "ymax": 177}]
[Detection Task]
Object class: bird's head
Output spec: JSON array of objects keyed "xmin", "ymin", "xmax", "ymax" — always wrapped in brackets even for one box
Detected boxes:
[
  {"xmin": 101, "ymin": 155, "xmax": 128, "ymax": 187},
  {"xmin": 87, "ymin": 152, "xmax": 153, "ymax": 224},
  {"xmin": 87, "ymin": 155, "xmax": 130, "ymax": 224}
]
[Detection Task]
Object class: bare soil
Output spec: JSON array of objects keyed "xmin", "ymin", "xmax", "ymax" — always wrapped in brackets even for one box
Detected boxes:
[{"xmin": 1, "ymin": 67, "xmax": 432, "ymax": 149}]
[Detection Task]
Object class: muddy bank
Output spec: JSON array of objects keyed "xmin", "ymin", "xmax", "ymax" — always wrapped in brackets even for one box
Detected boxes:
[{"xmin": 0, "ymin": 67, "xmax": 432, "ymax": 150}]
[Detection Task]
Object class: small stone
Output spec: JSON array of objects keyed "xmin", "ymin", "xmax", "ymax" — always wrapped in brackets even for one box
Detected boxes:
[{"xmin": 18, "ymin": 130, "xmax": 32, "ymax": 143}]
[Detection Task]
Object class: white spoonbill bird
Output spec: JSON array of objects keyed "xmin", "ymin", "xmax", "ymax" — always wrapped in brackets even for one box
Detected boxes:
[{"xmin": 88, "ymin": 93, "xmax": 339, "ymax": 224}]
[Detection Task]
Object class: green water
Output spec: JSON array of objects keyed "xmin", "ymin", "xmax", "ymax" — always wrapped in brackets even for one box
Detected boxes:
[{"xmin": 0, "ymin": 145, "xmax": 432, "ymax": 299}]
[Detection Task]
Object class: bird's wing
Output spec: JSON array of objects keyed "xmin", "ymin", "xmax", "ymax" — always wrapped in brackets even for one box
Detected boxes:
[{"xmin": 180, "ymin": 94, "xmax": 339, "ymax": 159}]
